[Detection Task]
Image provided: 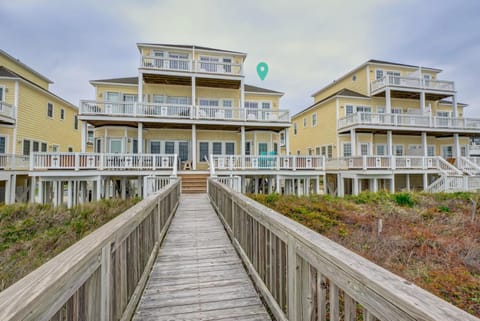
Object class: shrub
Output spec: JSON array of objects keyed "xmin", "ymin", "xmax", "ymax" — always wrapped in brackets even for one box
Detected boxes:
[{"xmin": 391, "ymin": 192, "xmax": 415, "ymax": 207}]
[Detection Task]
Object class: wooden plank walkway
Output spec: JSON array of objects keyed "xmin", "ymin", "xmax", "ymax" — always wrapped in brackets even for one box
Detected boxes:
[{"xmin": 133, "ymin": 194, "xmax": 271, "ymax": 321}]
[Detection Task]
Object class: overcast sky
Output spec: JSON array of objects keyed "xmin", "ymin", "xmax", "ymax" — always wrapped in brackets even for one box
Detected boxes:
[{"xmin": 1, "ymin": 0, "xmax": 479, "ymax": 116}]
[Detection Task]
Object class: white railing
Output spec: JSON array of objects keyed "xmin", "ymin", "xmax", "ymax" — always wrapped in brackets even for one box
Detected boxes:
[
  {"xmin": 456, "ymin": 157, "xmax": 480, "ymax": 176},
  {"xmin": 371, "ymin": 75, "xmax": 455, "ymax": 92},
  {"xmin": 212, "ymin": 175, "xmax": 242, "ymax": 192},
  {"xmin": 426, "ymin": 175, "xmax": 477, "ymax": 193},
  {"xmin": 0, "ymin": 154, "xmax": 29, "ymax": 170},
  {"xmin": 80, "ymin": 101, "xmax": 290, "ymax": 123},
  {"xmin": 210, "ymin": 155, "xmax": 325, "ymax": 173},
  {"xmin": 0, "ymin": 102, "xmax": 16, "ymax": 121},
  {"xmin": 31, "ymin": 153, "xmax": 178, "ymax": 173},
  {"xmin": 143, "ymin": 175, "xmax": 175, "ymax": 198},
  {"xmin": 338, "ymin": 112, "xmax": 480, "ymax": 131},
  {"xmin": 141, "ymin": 57, "xmax": 243, "ymax": 75},
  {"xmin": 468, "ymin": 145, "xmax": 480, "ymax": 156}
]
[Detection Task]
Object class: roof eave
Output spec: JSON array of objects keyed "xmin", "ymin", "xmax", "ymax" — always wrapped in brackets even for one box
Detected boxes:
[{"xmin": 0, "ymin": 49, "xmax": 54, "ymax": 84}]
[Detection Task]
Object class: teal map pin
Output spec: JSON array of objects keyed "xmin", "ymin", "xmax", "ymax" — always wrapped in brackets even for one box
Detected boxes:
[{"xmin": 256, "ymin": 62, "xmax": 269, "ymax": 81}]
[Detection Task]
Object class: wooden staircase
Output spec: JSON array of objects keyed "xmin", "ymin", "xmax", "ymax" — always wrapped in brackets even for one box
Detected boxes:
[{"xmin": 179, "ymin": 173, "xmax": 209, "ymax": 194}]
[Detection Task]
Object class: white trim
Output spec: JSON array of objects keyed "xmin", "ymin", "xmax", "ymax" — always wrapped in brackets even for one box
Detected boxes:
[
  {"xmin": 0, "ymin": 85, "xmax": 5, "ymax": 102},
  {"xmin": 311, "ymin": 112, "xmax": 317, "ymax": 127},
  {"xmin": 342, "ymin": 141, "xmax": 352, "ymax": 157},
  {"xmin": 89, "ymin": 81, "xmax": 138, "ymax": 87},
  {"xmin": 0, "ymin": 135, "xmax": 8, "ymax": 153},
  {"xmin": 60, "ymin": 108, "xmax": 65, "ymax": 121},
  {"xmin": 47, "ymin": 101, "xmax": 54, "ymax": 119}
]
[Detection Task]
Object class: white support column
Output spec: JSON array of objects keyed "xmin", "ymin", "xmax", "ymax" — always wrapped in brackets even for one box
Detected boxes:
[
  {"xmin": 315, "ymin": 176, "xmax": 320, "ymax": 194},
  {"xmin": 390, "ymin": 175, "xmax": 395, "ymax": 193},
  {"xmin": 386, "ymin": 88, "xmax": 392, "ymax": 113},
  {"xmin": 5, "ymin": 176, "xmax": 11, "ymax": 205},
  {"xmin": 372, "ymin": 178, "xmax": 378, "ymax": 193},
  {"xmin": 192, "ymin": 76, "xmax": 196, "ymax": 117},
  {"xmin": 192, "ymin": 124, "xmax": 197, "ymax": 170},
  {"xmin": 454, "ymin": 133, "xmax": 460, "ymax": 158},
  {"xmin": 406, "ymin": 174, "xmax": 411, "ymax": 192},
  {"xmin": 240, "ymin": 126, "xmax": 245, "ymax": 157},
  {"xmin": 420, "ymin": 91, "xmax": 426, "ymax": 114},
  {"xmin": 137, "ymin": 122, "xmax": 143, "ymax": 154},
  {"xmin": 285, "ymin": 129, "xmax": 290, "ymax": 155},
  {"xmin": 350, "ymin": 129, "xmax": 356, "ymax": 156},
  {"xmin": 30, "ymin": 176, "xmax": 36, "ymax": 203},
  {"xmin": 38, "ymin": 180, "xmax": 44, "ymax": 204},
  {"xmin": 352, "ymin": 177, "xmax": 359, "ymax": 196},
  {"xmin": 81, "ymin": 121, "xmax": 87, "ymax": 153},
  {"xmin": 305, "ymin": 177, "xmax": 311, "ymax": 195},
  {"xmin": 12, "ymin": 80, "xmax": 19, "ymax": 155},
  {"xmin": 121, "ymin": 177, "xmax": 127, "ymax": 200},
  {"xmin": 67, "ymin": 181, "xmax": 73, "ymax": 208},
  {"xmin": 138, "ymin": 72, "xmax": 143, "ymax": 103},
  {"xmin": 422, "ymin": 132, "xmax": 428, "ymax": 156},
  {"xmin": 276, "ymin": 175, "xmax": 281, "ymax": 193},
  {"xmin": 268, "ymin": 177, "xmax": 273, "ymax": 194},
  {"xmin": 387, "ymin": 130, "xmax": 393, "ymax": 156},
  {"xmin": 337, "ymin": 174, "xmax": 344, "ymax": 197},
  {"xmin": 96, "ymin": 177, "xmax": 102, "ymax": 201},
  {"xmin": 240, "ymin": 78, "xmax": 245, "ymax": 111},
  {"xmin": 423, "ymin": 173, "xmax": 429, "ymax": 190},
  {"xmin": 452, "ymin": 95, "xmax": 458, "ymax": 117}
]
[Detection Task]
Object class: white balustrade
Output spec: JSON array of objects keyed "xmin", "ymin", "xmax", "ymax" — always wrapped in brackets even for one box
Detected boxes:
[
  {"xmin": 140, "ymin": 57, "xmax": 243, "ymax": 76},
  {"xmin": 0, "ymin": 102, "xmax": 16, "ymax": 121},
  {"xmin": 371, "ymin": 75, "xmax": 454, "ymax": 93}
]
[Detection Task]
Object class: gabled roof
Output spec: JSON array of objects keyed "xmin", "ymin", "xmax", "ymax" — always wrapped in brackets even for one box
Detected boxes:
[
  {"xmin": 294, "ymin": 88, "xmax": 367, "ymax": 118},
  {"xmin": 311, "ymin": 59, "xmax": 443, "ymax": 98},
  {"xmin": 89, "ymin": 77, "xmax": 282, "ymax": 95},
  {"xmin": 136, "ymin": 43, "xmax": 246, "ymax": 56},
  {"xmin": 244, "ymin": 84, "xmax": 283, "ymax": 95},
  {"xmin": 0, "ymin": 66, "xmax": 76, "ymax": 109},
  {"xmin": 0, "ymin": 49, "xmax": 53, "ymax": 84}
]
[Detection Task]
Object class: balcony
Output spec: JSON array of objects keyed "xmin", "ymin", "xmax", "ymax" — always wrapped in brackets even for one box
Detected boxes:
[
  {"xmin": 140, "ymin": 57, "xmax": 243, "ymax": 76},
  {"xmin": 79, "ymin": 101, "xmax": 290, "ymax": 125},
  {"xmin": 338, "ymin": 112, "xmax": 480, "ymax": 133},
  {"xmin": 0, "ymin": 102, "xmax": 16, "ymax": 124},
  {"xmin": 0, "ymin": 154, "xmax": 29, "ymax": 170},
  {"xmin": 371, "ymin": 76, "xmax": 455, "ymax": 99}
]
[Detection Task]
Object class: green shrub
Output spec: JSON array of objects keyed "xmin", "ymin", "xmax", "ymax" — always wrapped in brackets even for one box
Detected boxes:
[
  {"xmin": 438, "ymin": 205, "xmax": 450, "ymax": 213},
  {"xmin": 392, "ymin": 192, "xmax": 415, "ymax": 207}
]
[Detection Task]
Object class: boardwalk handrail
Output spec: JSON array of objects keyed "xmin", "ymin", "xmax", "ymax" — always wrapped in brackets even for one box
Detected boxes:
[
  {"xmin": 208, "ymin": 179, "xmax": 479, "ymax": 321},
  {"xmin": 0, "ymin": 179, "xmax": 181, "ymax": 321}
]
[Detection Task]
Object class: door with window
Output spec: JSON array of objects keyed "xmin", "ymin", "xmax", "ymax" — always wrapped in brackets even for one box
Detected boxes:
[
  {"xmin": 169, "ymin": 53, "xmax": 189, "ymax": 70},
  {"xmin": 199, "ymin": 99, "xmax": 220, "ymax": 118},
  {"xmin": 359, "ymin": 143, "xmax": 369, "ymax": 156},
  {"xmin": 109, "ymin": 139, "xmax": 122, "ymax": 153},
  {"xmin": 150, "ymin": 141, "xmax": 161, "ymax": 154},
  {"xmin": 258, "ymin": 143, "xmax": 268, "ymax": 155},
  {"xmin": 0, "ymin": 136, "xmax": 6, "ymax": 154},
  {"xmin": 442, "ymin": 145, "xmax": 453, "ymax": 159},
  {"xmin": 222, "ymin": 58, "xmax": 232, "ymax": 73},
  {"xmin": 408, "ymin": 144, "xmax": 422, "ymax": 156},
  {"xmin": 105, "ymin": 92, "xmax": 121, "ymax": 114},
  {"xmin": 387, "ymin": 71, "xmax": 401, "ymax": 85},
  {"xmin": 123, "ymin": 94, "xmax": 137, "ymax": 114},
  {"xmin": 179, "ymin": 142, "xmax": 189, "ymax": 162},
  {"xmin": 437, "ymin": 111, "xmax": 450, "ymax": 127},
  {"xmin": 199, "ymin": 56, "xmax": 219, "ymax": 73}
]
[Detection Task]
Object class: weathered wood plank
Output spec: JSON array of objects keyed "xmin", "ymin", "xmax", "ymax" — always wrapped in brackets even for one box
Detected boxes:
[{"xmin": 132, "ymin": 194, "xmax": 270, "ymax": 321}]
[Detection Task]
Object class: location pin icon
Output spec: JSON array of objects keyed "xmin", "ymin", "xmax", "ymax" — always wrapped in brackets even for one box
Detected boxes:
[{"xmin": 256, "ymin": 62, "xmax": 269, "ymax": 81}]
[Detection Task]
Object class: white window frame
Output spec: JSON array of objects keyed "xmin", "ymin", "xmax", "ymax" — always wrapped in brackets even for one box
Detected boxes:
[
  {"xmin": 293, "ymin": 123, "xmax": 297, "ymax": 135},
  {"xmin": 47, "ymin": 102, "xmax": 54, "ymax": 118},
  {"xmin": 0, "ymin": 85, "xmax": 5, "ymax": 102},
  {"xmin": 109, "ymin": 138, "xmax": 123, "ymax": 154},
  {"xmin": 0, "ymin": 135, "xmax": 7, "ymax": 153},
  {"xmin": 343, "ymin": 142, "xmax": 352, "ymax": 157},
  {"xmin": 312, "ymin": 113, "xmax": 317, "ymax": 127},
  {"xmin": 375, "ymin": 69, "xmax": 384, "ymax": 80},
  {"xmin": 427, "ymin": 145, "xmax": 435, "ymax": 157},
  {"xmin": 60, "ymin": 108, "xmax": 65, "ymax": 121},
  {"xmin": 303, "ymin": 117, "xmax": 307, "ymax": 128},
  {"xmin": 359, "ymin": 143, "xmax": 370, "ymax": 156},
  {"xmin": 376, "ymin": 144, "xmax": 386, "ymax": 156},
  {"xmin": 394, "ymin": 144, "xmax": 404, "ymax": 156}
]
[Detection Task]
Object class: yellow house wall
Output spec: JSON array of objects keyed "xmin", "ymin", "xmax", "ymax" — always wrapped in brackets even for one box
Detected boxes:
[
  {"xmin": 313, "ymin": 67, "xmax": 368, "ymax": 103},
  {"xmin": 0, "ymin": 54, "xmax": 50, "ymax": 90},
  {"xmin": 16, "ymin": 82, "xmax": 80, "ymax": 153},
  {"xmin": 0, "ymin": 79, "xmax": 17, "ymax": 106}
]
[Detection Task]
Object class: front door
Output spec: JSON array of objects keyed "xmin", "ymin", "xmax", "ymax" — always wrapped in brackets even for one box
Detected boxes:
[
  {"xmin": 442, "ymin": 145, "xmax": 453, "ymax": 159},
  {"xmin": 109, "ymin": 139, "xmax": 122, "ymax": 153},
  {"xmin": 179, "ymin": 142, "xmax": 189, "ymax": 162}
]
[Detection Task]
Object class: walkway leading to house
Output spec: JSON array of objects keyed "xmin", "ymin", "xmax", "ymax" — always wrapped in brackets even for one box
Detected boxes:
[{"xmin": 133, "ymin": 194, "xmax": 271, "ymax": 321}]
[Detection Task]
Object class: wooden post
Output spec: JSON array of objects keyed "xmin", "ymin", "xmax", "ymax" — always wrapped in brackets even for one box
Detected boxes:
[
  {"xmin": 287, "ymin": 237, "xmax": 297, "ymax": 320},
  {"xmin": 101, "ymin": 242, "xmax": 112, "ymax": 321}
]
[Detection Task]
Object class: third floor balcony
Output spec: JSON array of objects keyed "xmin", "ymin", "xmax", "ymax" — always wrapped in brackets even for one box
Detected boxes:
[
  {"xmin": 0, "ymin": 101, "xmax": 16, "ymax": 125},
  {"xmin": 371, "ymin": 76, "xmax": 455, "ymax": 98},
  {"xmin": 140, "ymin": 57, "xmax": 243, "ymax": 77},
  {"xmin": 79, "ymin": 101, "xmax": 290, "ymax": 126},
  {"xmin": 338, "ymin": 112, "xmax": 480, "ymax": 134}
]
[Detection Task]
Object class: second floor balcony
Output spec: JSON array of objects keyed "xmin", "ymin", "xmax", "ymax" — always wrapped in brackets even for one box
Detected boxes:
[
  {"xmin": 80, "ymin": 101, "xmax": 290, "ymax": 125},
  {"xmin": 141, "ymin": 57, "xmax": 243, "ymax": 77},
  {"xmin": 338, "ymin": 112, "xmax": 480, "ymax": 133},
  {"xmin": 371, "ymin": 76, "xmax": 455, "ymax": 96},
  {"xmin": 0, "ymin": 102, "xmax": 16, "ymax": 125}
]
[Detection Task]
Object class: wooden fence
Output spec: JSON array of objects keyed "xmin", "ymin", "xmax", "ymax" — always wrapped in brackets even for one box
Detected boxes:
[
  {"xmin": 0, "ymin": 179, "xmax": 181, "ymax": 321},
  {"xmin": 208, "ymin": 179, "xmax": 479, "ymax": 321}
]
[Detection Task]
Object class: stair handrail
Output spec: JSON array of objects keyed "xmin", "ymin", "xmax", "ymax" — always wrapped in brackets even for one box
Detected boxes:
[
  {"xmin": 426, "ymin": 175, "xmax": 446, "ymax": 193},
  {"xmin": 435, "ymin": 156, "xmax": 462, "ymax": 175},
  {"xmin": 457, "ymin": 156, "xmax": 480, "ymax": 176}
]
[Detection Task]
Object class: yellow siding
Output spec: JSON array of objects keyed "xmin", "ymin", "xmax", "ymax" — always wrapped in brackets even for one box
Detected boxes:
[
  {"xmin": 0, "ymin": 54, "xmax": 50, "ymax": 90},
  {"xmin": 0, "ymin": 79, "xmax": 17, "ymax": 106},
  {"xmin": 16, "ymin": 82, "xmax": 80, "ymax": 153},
  {"xmin": 313, "ymin": 67, "xmax": 368, "ymax": 103}
]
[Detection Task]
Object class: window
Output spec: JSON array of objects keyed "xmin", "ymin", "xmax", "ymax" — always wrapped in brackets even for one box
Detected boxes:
[
  {"xmin": 0, "ymin": 137, "xmax": 6, "ymax": 153},
  {"xmin": 442, "ymin": 145, "xmax": 453, "ymax": 159},
  {"xmin": 33, "ymin": 141, "xmax": 39, "ymax": 153},
  {"xmin": 95, "ymin": 139, "xmax": 102, "ymax": 153},
  {"xmin": 68, "ymin": 147, "xmax": 73, "ymax": 153},
  {"xmin": 280, "ymin": 132, "xmax": 285, "ymax": 145},
  {"xmin": 212, "ymin": 142, "xmax": 222, "ymax": 155},
  {"xmin": 356, "ymin": 106, "xmax": 372, "ymax": 113},
  {"xmin": 225, "ymin": 142, "xmax": 235, "ymax": 155},
  {"xmin": 150, "ymin": 141, "xmax": 161, "ymax": 154},
  {"xmin": 343, "ymin": 143, "xmax": 352, "ymax": 157},
  {"xmin": 60, "ymin": 108, "xmax": 65, "ymax": 120},
  {"xmin": 427, "ymin": 145, "xmax": 435, "ymax": 157},
  {"xmin": 376, "ymin": 144, "xmax": 386, "ymax": 156},
  {"xmin": 327, "ymin": 145, "xmax": 333, "ymax": 158},
  {"xmin": 321, "ymin": 146, "xmax": 326, "ymax": 156},
  {"xmin": 179, "ymin": 142, "xmax": 189, "ymax": 161},
  {"xmin": 461, "ymin": 146, "xmax": 467, "ymax": 157},
  {"xmin": 273, "ymin": 143, "xmax": 278, "ymax": 155},
  {"xmin": 165, "ymin": 141, "xmax": 175, "ymax": 154},
  {"xmin": 199, "ymin": 56, "xmax": 220, "ymax": 72},
  {"xmin": 74, "ymin": 115, "xmax": 78, "ymax": 130},
  {"xmin": 307, "ymin": 148, "xmax": 314, "ymax": 156},
  {"xmin": 360, "ymin": 143, "xmax": 369, "ymax": 156},
  {"xmin": 293, "ymin": 123, "xmax": 297, "ymax": 135},
  {"xmin": 47, "ymin": 103, "xmax": 53, "ymax": 118},
  {"xmin": 312, "ymin": 113, "xmax": 317, "ymax": 127},
  {"xmin": 22, "ymin": 139, "xmax": 46, "ymax": 155},
  {"xmin": 394, "ymin": 145, "xmax": 404, "ymax": 156},
  {"xmin": 376, "ymin": 69, "xmax": 384, "ymax": 80},
  {"xmin": 316, "ymin": 147, "xmax": 321, "ymax": 155},
  {"xmin": 303, "ymin": 117, "xmax": 307, "ymax": 128},
  {"xmin": 258, "ymin": 143, "xmax": 268, "ymax": 155},
  {"xmin": 41, "ymin": 142, "xmax": 47, "ymax": 152},
  {"xmin": 87, "ymin": 130, "xmax": 94, "ymax": 144},
  {"xmin": 52, "ymin": 145, "xmax": 59, "ymax": 152},
  {"xmin": 345, "ymin": 105, "xmax": 354, "ymax": 115},
  {"xmin": 23, "ymin": 140, "xmax": 30, "ymax": 155},
  {"xmin": 297, "ymin": 150, "xmax": 301, "ymax": 155},
  {"xmin": 169, "ymin": 52, "xmax": 189, "ymax": 70},
  {"xmin": 245, "ymin": 142, "xmax": 251, "ymax": 155},
  {"xmin": 132, "ymin": 139, "xmax": 138, "ymax": 154},
  {"xmin": 199, "ymin": 142, "xmax": 209, "ymax": 162},
  {"xmin": 0, "ymin": 87, "xmax": 4, "ymax": 102}
]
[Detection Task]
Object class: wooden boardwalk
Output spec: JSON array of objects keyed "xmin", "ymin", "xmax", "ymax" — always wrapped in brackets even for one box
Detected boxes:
[{"xmin": 133, "ymin": 194, "xmax": 271, "ymax": 321}]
